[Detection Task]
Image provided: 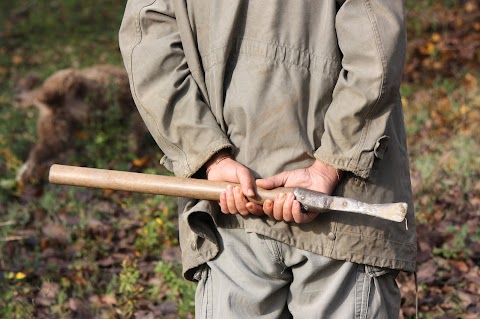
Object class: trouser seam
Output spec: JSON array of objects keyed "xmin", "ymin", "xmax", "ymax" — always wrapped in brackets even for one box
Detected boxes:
[
  {"xmin": 259, "ymin": 234, "xmax": 287, "ymax": 272},
  {"xmin": 196, "ymin": 265, "xmax": 212, "ymax": 319},
  {"xmin": 355, "ymin": 265, "xmax": 372, "ymax": 319}
]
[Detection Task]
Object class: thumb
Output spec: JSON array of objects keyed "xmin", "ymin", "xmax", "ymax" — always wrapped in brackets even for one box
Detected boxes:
[
  {"xmin": 256, "ymin": 171, "xmax": 288, "ymax": 190},
  {"xmin": 236, "ymin": 167, "xmax": 256, "ymax": 198}
]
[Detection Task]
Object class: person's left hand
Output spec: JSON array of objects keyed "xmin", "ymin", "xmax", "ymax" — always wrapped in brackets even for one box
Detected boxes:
[
  {"xmin": 256, "ymin": 160, "xmax": 342, "ymax": 223},
  {"xmin": 205, "ymin": 150, "xmax": 264, "ymax": 216}
]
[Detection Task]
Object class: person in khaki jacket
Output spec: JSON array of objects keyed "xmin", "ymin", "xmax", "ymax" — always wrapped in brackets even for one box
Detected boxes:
[{"xmin": 120, "ymin": 0, "xmax": 416, "ymax": 317}]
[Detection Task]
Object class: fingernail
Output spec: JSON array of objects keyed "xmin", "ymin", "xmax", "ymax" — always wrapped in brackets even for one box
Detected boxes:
[
  {"xmin": 237, "ymin": 187, "xmax": 245, "ymax": 196},
  {"xmin": 246, "ymin": 203, "xmax": 253, "ymax": 211},
  {"xmin": 277, "ymin": 193, "xmax": 285, "ymax": 200},
  {"xmin": 247, "ymin": 189, "xmax": 255, "ymax": 197}
]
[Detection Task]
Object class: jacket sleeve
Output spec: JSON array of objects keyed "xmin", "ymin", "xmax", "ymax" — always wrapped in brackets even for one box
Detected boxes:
[
  {"xmin": 119, "ymin": 0, "xmax": 232, "ymax": 177},
  {"xmin": 314, "ymin": 0, "xmax": 406, "ymax": 179}
]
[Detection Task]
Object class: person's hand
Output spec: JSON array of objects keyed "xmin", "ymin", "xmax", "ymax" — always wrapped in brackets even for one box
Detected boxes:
[
  {"xmin": 256, "ymin": 160, "xmax": 342, "ymax": 223},
  {"xmin": 205, "ymin": 151, "xmax": 264, "ymax": 216}
]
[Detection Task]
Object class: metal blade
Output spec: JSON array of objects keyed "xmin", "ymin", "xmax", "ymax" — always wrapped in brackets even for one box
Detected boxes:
[{"xmin": 293, "ymin": 188, "xmax": 407, "ymax": 222}]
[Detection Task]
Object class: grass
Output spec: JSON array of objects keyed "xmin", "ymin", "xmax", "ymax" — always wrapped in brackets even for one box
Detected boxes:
[
  {"xmin": 402, "ymin": 71, "xmax": 480, "ymax": 226},
  {"xmin": 0, "ymin": 1, "xmax": 195, "ymax": 318}
]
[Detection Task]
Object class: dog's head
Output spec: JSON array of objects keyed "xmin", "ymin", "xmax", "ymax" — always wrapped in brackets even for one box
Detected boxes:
[
  {"xmin": 38, "ymin": 70, "xmax": 88, "ymax": 108},
  {"xmin": 14, "ymin": 69, "xmax": 87, "ymax": 110}
]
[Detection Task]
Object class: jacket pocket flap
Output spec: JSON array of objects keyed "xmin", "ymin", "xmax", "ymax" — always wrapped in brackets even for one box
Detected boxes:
[{"xmin": 374, "ymin": 135, "xmax": 390, "ymax": 159}]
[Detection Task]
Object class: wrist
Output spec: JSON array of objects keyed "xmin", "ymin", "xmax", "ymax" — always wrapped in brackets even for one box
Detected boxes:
[
  {"xmin": 204, "ymin": 150, "xmax": 232, "ymax": 176},
  {"xmin": 311, "ymin": 160, "xmax": 343, "ymax": 182}
]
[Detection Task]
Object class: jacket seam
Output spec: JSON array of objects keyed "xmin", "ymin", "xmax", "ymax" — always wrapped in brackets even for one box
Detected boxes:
[
  {"xmin": 352, "ymin": 0, "xmax": 387, "ymax": 168},
  {"xmin": 338, "ymin": 230, "xmax": 417, "ymax": 248},
  {"xmin": 128, "ymin": 0, "xmax": 191, "ymax": 176},
  {"xmin": 233, "ymin": 52, "xmax": 339, "ymax": 80},
  {"xmin": 236, "ymin": 36, "xmax": 341, "ymax": 63},
  {"xmin": 202, "ymin": 37, "xmax": 341, "ymax": 78},
  {"xmin": 210, "ymin": 36, "xmax": 341, "ymax": 63}
]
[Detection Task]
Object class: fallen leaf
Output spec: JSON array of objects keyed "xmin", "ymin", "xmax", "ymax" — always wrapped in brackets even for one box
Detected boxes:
[
  {"xmin": 36, "ymin": 281, "xmax": 60, "ymax": 306},
  {"xmin": 132, "ymin": 156, "xmax": 150, "ymax": 167},
  {"xmin": 42, "ymin": 223, "xmax": 68, "ymax": 243},
  {"xmin": 11, "ymin": 55, "xmax": 23, "ymax": 64},
  {"xmin": 15, "ymin": 272, "xmax": 26, "ymax": 280},
  {"xmin": 134, "ymin": 310, "xmax": 155, "ymax": 319},
  {"xmin": 97, "ymin": 256, "xmax": 116, "ymax": 267},
  {"xmin": 417, "ymin": 260, "xmax": 438, "ymax": 284},
  {"xmin": 88, "ymin": 295, "xmax": 101, "ymax": 306},
  {"xmin": 431, "ymin": 33, "xmax": 441, "ymax": 43},
  {"xmin": 449, "ymin": 260, "xmax": 469, "ymax": 273},
  {"xmin": 101, "ymin": 294, "xmax": 117, "ymax": 306},
  {"xmin": 457, "ymin": 291, "xmax": 475, "ymax": 308},
  {"xmin": 465, "ymin": 1, "xmax": 477, "ymax": 13},
  {"xmin": 69, "ymin": 298, "xmax": 82, "ymax": 311}
]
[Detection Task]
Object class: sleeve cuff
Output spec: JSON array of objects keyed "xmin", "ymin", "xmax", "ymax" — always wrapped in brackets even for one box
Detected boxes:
[
  {"xmin": 161, "ymin": 138, "xmax": 233, "ymax": 178},
  {"xmin": 314, "ymin": 135, "xmax": 389, "ymax": 180}
]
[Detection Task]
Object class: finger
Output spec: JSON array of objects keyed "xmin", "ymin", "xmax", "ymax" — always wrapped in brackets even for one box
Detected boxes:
[
  {"xmin": 273, "ymin": 193, "xmax": 286, "ymax": 221},
  {"xmin": 246, "ymin": 202, "xmax": 264, "ymax": 216},
  {"xmin": 233, "ymin": 186, "xmax": 249, "ymax": 216},
  {"xmin": 292, "ymin": 200, "xmax": 304, "ymax": 223},
  {"xmin": 219, "ymin": 192, "xmax": 228, "ymax": 214},
  {"xmin": 282, "ymin": 192, "xmax": 295, "ymax": 222},
  {"xmin": 292, "ymin": 200, "xmax": 318, "ymax": 223},
  {"xmin": 256, "ymin": 171, "xmax": 289, "ymax": 190},
  {"xmin": 237, "ymin": 167, "xmax": 256, "ymax": 198},
  {"xmin": 225, "ymin": 185, "xmax": 238, "ymax": 214},
  {"xmin": 263, "ymin": 199, "xmax": 274, "ymax": 217}
]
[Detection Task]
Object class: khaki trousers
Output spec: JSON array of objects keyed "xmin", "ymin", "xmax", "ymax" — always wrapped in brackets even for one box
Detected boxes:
[{"xmin": 195, "ymin": 227, "xmax": 400, "ymax": 319}]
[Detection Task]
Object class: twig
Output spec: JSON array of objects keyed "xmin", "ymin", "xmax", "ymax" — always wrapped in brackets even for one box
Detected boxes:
[
  {"xmin": 0, "ymin": 236, "xmax": 24, "ymax": 242},
  {"xmin": 0, "ymin": 221, "xmax": 16, "ymax": 227}
]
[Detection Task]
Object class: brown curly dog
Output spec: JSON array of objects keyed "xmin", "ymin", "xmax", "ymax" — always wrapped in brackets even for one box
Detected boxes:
[{"xmin": 14, "ymin": 65, "xmax": 148, "ymax": 183}]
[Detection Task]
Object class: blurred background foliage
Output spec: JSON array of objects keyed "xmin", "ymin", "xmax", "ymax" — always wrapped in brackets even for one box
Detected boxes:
[{"xmin": 0, "ymin": 0, "xmax": 479, "ymax": 318}]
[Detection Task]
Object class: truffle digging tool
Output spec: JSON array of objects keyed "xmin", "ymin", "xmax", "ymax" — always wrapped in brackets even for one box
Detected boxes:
[{"xmin": 49, "ymin": 164, "xmax": 407, "ymax": 222}]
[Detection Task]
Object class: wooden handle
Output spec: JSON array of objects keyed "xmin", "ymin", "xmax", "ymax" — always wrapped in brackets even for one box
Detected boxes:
[{"xmin": 49, "ymin": 164, "xmax": 292, "ymax": 204}]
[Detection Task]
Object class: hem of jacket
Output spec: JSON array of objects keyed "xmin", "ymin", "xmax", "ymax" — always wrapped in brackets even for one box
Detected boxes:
[
  {"xmin": 182, "ymin": 245, "xmax": 218, "ymax": 281},
  {"xmin": 241, "ymin": 221, "xmax": 417, "ymax": 273},
  {"xmin": 181, "ymin": 210, "xmax": 416, "ymax": 281}
]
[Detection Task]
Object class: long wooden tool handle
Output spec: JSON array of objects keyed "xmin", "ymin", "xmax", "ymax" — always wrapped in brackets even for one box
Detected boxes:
[
  {"xmin": 49, "ymin": 164, "xmax": 291, "ymax": 205},
  {"xmin": 49, "ymin": 164, "xmax": 408, "ymax": 222}
]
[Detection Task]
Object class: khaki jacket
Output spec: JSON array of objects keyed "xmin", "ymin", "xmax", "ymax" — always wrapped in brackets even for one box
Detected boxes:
[{"xmin": 119, "ymin": 0, "xmax": 417, "ymax": 280}]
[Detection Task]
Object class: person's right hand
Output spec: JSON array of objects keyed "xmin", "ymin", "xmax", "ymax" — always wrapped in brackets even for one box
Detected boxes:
[
  {"xmin": 205, "ymin": 151, "xmax": 264, "ymax": 216},
  {"xmin": 256, "ymin": 160, "xmax": 342, "ymax": 223}
]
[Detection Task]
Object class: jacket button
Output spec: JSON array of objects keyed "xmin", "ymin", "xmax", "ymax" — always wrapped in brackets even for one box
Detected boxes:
[
  {"xmin": 190, "ymin": 241, "xmax": 197, "ymax": 250},
  {"xmin": 327, "ymin": 232, "xmax": 336, "ymax": 240}
]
